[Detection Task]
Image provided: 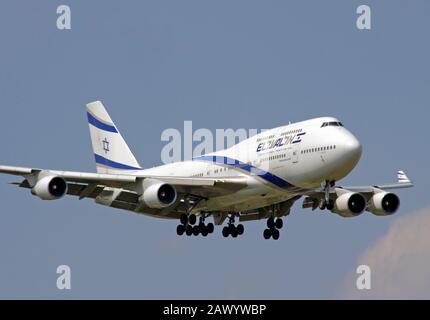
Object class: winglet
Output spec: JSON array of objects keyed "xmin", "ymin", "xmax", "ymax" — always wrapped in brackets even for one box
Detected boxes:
[{"xmin": 397, "ymin": 170, "xmax": 412, "ymax": 184}]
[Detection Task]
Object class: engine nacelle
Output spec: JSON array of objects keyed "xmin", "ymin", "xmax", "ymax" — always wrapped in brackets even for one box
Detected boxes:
[
  {"xmin": 31, "ymin": 176, "xmax": 68, "ymax": 200},
  {"xmin": 139, "ymin": 183, "xmax": 177, "ymax": 209},
  {"xmin": 367, "ymin": 192, "xmax": 400, "ymax": 216},
  {"xmin": 333, "ymin": 192, "xmax": 366, "ymax": 217}
]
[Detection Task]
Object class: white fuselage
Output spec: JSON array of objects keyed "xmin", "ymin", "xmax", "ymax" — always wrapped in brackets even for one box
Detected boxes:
[{"xmin": 131, "ymin": 117, "xmax": 362, "ymax": 214}]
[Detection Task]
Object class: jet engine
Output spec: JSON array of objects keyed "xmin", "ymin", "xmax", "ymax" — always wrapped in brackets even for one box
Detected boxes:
[
  {"xmin": 31, "ymin": 176, "xmax": 68, "ymax": 200},
  {"xmin": 333, "ymin": 192, "xmax": 366, "ymax": 217},
  {"xmin": 367, "ymin": 192, "xmax": 400, "ymax": 216},
  {"xmin": 139, "ymin": 183, "xmax": 177, "ymax": 209}
]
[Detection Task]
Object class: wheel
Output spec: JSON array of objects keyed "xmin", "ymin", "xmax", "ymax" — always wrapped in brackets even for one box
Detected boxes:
[
  {"xmin": 185, "ymin": 225, "xmax": 193, "ymax": 236},
  {"xmin": 275, "ymin": 219, "xmax": 283, "ymax": 229},
  {"xmin": 236, "ymin": 224, "xmax": 244, "ymax": 235},
  {"xmin": 320, "ymin": 203, "xmax": 326, "ymax": 210},
  {"xmin": 180, "ymin": 213, "xmax": 188, "ymax": 225},
  {"xmin": 188, "ymin": 214, "xmax": 197, "ymax": 225},
  {"xmin": 206, "ymin": 223, "xmax": 214, "ymax": 234},
  {"xmin": 267, "ymin": 217, "xmax": 275, "ymax": 229},
  {"xmin": 228, "ymin": 224, "xmax": 236, "ymax": 234},
  {"xmin": 272, "ymin": 229, "xmax": 280, "ymax": 240},
  {"xmin": 222, "ymin": 226, "xmax": 229, "ymax": 238},
  {"xmin": 201, "ymin": 228, "xmax": 209, "ymax": 237},
  {"xmin": 176, "ymin": 224, "xmax": 185, "ymax": 236},
  {"xmin": 263, "ymin": 229, "xmax": 271, "ymax": 240},
  {"xmin": 231, "ymin": 227, "xmax": 238, "ymax": 238},
  {"xmin": 192, "ymin": 226, "xmax": 200, "ymax": 236},
  {"xmin": 326, "ymin": 201, "xmax": 334, "ymax": 210},
  {"xmin": 198, "ymin": 224, "xmax": 207, "ymax": 234}
]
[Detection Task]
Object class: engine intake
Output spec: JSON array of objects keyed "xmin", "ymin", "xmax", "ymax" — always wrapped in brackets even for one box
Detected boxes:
[
  {"xmin": 368, "ymin": 192, "xmax": 400, "ymax": 216},
  {"xmin": 140, "ymin": 183, "xmax": 177, "ymax": 209},
  {"xmin": 31, "ymin": 176, "xmax": 68, "ymax": 200},
  {"xmin": 333, "ymin": 192, "xmax": 366, "ymax": 217}
]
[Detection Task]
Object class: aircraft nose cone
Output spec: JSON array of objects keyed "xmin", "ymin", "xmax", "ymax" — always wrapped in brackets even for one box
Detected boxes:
[{"xmin": 343, "ymin": 134, "xmax": 362, "ymax": 162}]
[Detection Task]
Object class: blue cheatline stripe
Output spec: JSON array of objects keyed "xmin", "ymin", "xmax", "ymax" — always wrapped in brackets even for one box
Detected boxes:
[
  {"xmin": 94, "ymin": 154, "xmax": 142, "ymax": 170},
  {"xmin": 87, "ymin": 112, "xmax": 118, "ymax": 133},
  {"xmin": 193, "ymin": 155, "xmax": 300, "ymax": 190}
]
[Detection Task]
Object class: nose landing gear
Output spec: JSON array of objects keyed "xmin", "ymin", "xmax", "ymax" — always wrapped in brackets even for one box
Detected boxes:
[{"xmin": 319, "ymin": 180, "xmax": 335, "ymax": 211}]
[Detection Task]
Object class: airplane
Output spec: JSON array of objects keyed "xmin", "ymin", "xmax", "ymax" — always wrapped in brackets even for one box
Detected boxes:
[{"xmin": 0, "ymin": 101, "xmax": 413, "ymax": 240}]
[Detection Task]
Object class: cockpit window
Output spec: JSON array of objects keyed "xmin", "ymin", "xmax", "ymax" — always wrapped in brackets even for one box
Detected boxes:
[{"xmin": 321, "ymin": 121, "xmax": 343, "ymax": 128}]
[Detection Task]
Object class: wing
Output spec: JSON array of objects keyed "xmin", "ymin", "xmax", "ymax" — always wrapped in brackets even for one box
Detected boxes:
[
  {"xmin": 0, "ymin": 164, "xmax": 247, "ymax": 203},
  {"xmin": 302, "ymin": 170, "xmax": 413, "ymax": 215},
  {"xmin": 333, "ymin": 170, "xmax": 414, "ymax": 193}
]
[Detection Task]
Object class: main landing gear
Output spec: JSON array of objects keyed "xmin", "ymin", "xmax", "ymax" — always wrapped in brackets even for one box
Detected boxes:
[
  {"xmin": 222, "ymin": 215, "xmax": 244, "ymax": 238},
  {"xmin": 263, "ymin": 217, "xmax": 283, "ymax": 240},
  {"xmin": 176, "ymin": 213, "xmax": 214, "ymax": 237}
]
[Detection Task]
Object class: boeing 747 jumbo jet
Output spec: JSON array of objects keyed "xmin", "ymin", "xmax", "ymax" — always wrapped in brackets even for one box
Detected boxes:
[{"xmin": 0, "ymin": 101, "xmax": 413, "ymax": 240}]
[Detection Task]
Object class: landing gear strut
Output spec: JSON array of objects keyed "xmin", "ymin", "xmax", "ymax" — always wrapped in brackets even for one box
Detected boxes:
[
  {"xmin": 263, "ymin": 217, "xmax": 283, "ymax": 240},
  {"xmin": 319, "ymin": 180, "xmax": 335, "ymax": 211},
  {"xmin": 222, "ymin": 214, "xmax": 244, "ymax": 238},
  {"xmin": 177, "ymin": 213, "xmax": 214, "ymax": 237}
]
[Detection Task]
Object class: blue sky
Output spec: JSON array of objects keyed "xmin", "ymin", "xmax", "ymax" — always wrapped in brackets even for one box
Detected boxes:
[{"xmin": 0, "ymin": 0, "xmax": 428, "ymax": 299}]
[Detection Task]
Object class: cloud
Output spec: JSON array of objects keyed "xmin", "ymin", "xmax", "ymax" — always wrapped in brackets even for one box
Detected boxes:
[{"xmin": 340, "ymin": 207, "xmax": 430, "ymax": 299}]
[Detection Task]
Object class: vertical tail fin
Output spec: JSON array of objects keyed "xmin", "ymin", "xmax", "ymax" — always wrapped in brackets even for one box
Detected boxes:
[{"xmin": 86, "ymin": 101, "xmax": 142, "ymax": 174}]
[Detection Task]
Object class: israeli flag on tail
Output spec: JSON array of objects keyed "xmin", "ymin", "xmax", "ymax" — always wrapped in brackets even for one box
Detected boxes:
[
  {"xmin": 86, "ymin": 101, "xmax": 142, "ymax": 174},
  {"xmin": 397, "ymin": 170, "xmax": 411, "ymax": 184}
]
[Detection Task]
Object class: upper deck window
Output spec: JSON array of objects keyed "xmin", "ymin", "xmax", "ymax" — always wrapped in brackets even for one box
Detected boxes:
[{"xmin": 321, "ymin": 121, "xmax": 343, "ymax": 128}]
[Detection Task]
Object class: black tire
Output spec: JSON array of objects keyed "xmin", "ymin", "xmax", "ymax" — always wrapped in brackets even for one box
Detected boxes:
[
  {"xmin": 192, "ymin": 225, "xmax": 200, "ymax": 236},
  {"xmin": 326, "ymin": 201, "xmax": 334, "ymax": 210},
  {"xmin": 272, "ymin": 229, "xmax": 280, "ymax": 240},
  {"xmin": 275, "ymin": 219, "xmax": 283, "ymax": 230},
  {"xmin": 267, "ymin": 217, "xmax": 275, "ymax": 229},
  {"xmin": 228, "ymin": 224, "xmax": 236, "ymax": 234},
  {"xmin": 176, "ymin": 224, "xmax": 185, "ymax": 236},
  {"xmin": 198, "ymin": 224, "xmax": 207, "ymax": 236},
  {"xmin": 231, "ymin": 228, "xmax": 238, "ymax": 238},
  {"xmin": 180, "ymin": 213, "xmax": 188, "ymax": 225},
  {"xmin": 222, "ymin": 226, "xmax": 229, "ymax": 238},
  {"xmin": 201, "ymin": 228, "xmax": 209, "ymax": 237},
  {"xmin": 185, "ymin": 225, "xmax": 193, "ymax": 236},
  {"xmin": 189, "ymin": 214, "xmax": 197, "ymax": 225},
  {"xmin": 263, "ymin": 229, "xmax": 271, "ymax": 240},
  {"xmin": 206, "ymin": 223, "xmax": 214, "ymax": 234},
  {"xmin": 236, "ymin": 224, "xmax": 244, "ymax": 235}
]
